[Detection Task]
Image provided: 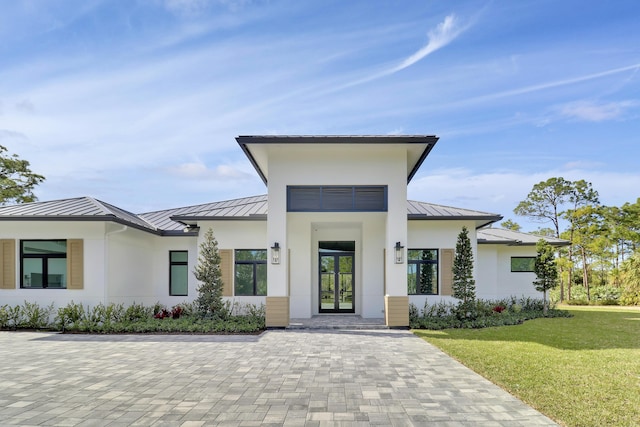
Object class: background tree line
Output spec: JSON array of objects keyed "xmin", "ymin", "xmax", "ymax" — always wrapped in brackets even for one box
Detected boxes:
[{"xmin": 504, "ymin": 177, "xmax": 640, "ymax": 305}]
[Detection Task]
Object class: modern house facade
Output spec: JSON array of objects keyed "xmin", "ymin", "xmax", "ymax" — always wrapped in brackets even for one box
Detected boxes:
[{"xmin": 0, "ymin": 135, "xmax": 567, "ymax": 327}]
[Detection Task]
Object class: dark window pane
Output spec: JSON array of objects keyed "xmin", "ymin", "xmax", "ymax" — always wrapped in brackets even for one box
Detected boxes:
[
  {"xmin": 23, "ymin": 258, "xmax": 43, "ymax": 288},
  {"xmin": 21, "ymin": 240, "xmax": 67, "ymax": 289},
  {"xmin": 170, "ymin": 251, "xmax": 188, "ymax": 263},
  {"xmin": 23, "ymin": 240, "xmax": 66, "ymax": 255},
  {"xmin": 235, "ymin": 250, "xmax": 267, "ymax": 262},
  {"xmin": 170, "ymin": 265, "xmax": 188, "ymax": 296},
  {"xmin": 407, "ymin": 249, "xmax": 439, "ymax": 295},
  {"xmin": 407, "ymin": 264, "xmax": 417, "ymax": 295},
  {"xmin": 235, "ymin": 264, "xmax": 254, "ymax": 295},
  {"xmin": 418, "ymin": 263, "xmax": 437, "ymax": 295},
  {"xmin": 47, "ymin": 258, "xmax": 67, "ymax": 288},
  {"xmin": 511, "ymin": 257, "xmax": 535, "ymax": 272},
  {"xmin": 256, "ymin": 264, "xmax": 267, "ymax": 296}
]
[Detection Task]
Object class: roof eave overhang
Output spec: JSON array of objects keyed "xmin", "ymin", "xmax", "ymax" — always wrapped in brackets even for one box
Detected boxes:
[
  {"xmin": 236, "ymin": 135, "xmax": 439, "ymax": 185},
  {"xmin": 170, "ymin": 214, "xmax": 268, "ymax": 223},
  {"xmin": 407, "ymin": 141, "xmax": 436, "ymax": 184},
  {"xmin": 408, "ymin": 214, "xmax": 503, "ymax": 229},
  {"xmin": 478, "ymin": 239, "xmax": 571, "ymax": 247},
  {"xmin": 0, "ymin": 215, "xmax": 161, "ymax": 235}
]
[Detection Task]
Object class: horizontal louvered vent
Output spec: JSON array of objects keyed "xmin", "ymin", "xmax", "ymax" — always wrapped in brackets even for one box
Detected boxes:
[{"xmin": 287, "ymin": 186, "xmax": 387, "ymax": 212}]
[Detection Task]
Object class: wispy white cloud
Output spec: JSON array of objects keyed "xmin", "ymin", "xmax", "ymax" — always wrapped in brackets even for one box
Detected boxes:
[
  {"xmin": 555, "ymin": 99, "xmax": 638, "ymax": 122},
  {"xmin": 388, "ymin": 15, "xmax": 469, "ymax": 75},
  {"xmin": 562, "ymin": 160, "xmax": 604, "ymax": 170},
  {"xmin": 0, "ymin": 129, "xmax": 27, "ymax": 140},
  {"xmin": 167, "ymin": 161, "xmax": 253, "ymax": 180},
  {"xmin": 409, "ymin": 166, "xmax": 640, "ymax": 232},
  {"xmin": 164, "ymin": 0, "xmax": 255, "ymax": 16},
  {"xmin": 386, "ymin": 127, "xmax": 405, "ymax": 135},
  {"xmin": 460, "ymin": 62, "xmax": 640, "ymax": 106},
  {"xmin": 334, "ymin": 14, "xmax": 470, "ymax": 91}
]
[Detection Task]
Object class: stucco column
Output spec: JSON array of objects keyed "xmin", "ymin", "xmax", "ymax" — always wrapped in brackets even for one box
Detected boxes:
[
  {"xmin": 384, "ymin": 177, "xmax": 409, "ymax": 327},
  {"xmin": 265, "ymin": 181, "xmax": 289, "ymax": 327}
]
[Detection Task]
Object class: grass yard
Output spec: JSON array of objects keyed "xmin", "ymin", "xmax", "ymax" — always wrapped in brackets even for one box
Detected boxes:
[{"xmin": 414, "ymin": 306, "xmax": 640, "ymax": 427}]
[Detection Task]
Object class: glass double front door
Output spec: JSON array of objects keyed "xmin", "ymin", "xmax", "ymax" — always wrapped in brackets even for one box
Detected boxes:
[{"xmin": 319, "ymin": 241, "xmax": 355, "ymax": 313}]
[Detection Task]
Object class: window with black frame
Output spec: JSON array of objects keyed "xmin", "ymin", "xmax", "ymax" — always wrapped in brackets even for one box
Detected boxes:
[
  {"xmin": 234, "ymin": 250, "xmax": 267, "ymax": 296},
  {"xmin": 21, "ymin": 240, "xmax": 67, "ymax": 289},
  {"xmin": 169, "ymin": 251, "xmax": 188, "ymax": 296},
  {"xmin": 511, "ymin": 257, "xmax": 535, "ymax": 272},
  {"xmin": 407, "ymin": 249, "xmax": 438, "ymax": 295}
]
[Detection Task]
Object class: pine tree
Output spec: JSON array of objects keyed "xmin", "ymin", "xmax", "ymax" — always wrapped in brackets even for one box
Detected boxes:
[
  {"xmin": 453, "ymin": 226, "xmax": 476, "ymax": 317},
  {"xmin": 194, "ymin": 228, "xmax": 226, "ymax": 318},
  {"xmin": 534, "ymin": 239, "xmax": 558, "ymax": 314}
]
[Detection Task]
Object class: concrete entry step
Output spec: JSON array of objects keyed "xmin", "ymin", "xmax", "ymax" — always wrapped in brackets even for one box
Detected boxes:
[{"xmin": 287, "ymin": 315, "xmax": 388, "ymax": 330}]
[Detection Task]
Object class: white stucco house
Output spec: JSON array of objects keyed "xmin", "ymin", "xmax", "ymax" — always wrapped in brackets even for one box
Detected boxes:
[{"xmin": 0, "ymin": 135, "xmax": 567, "ymax": 327}]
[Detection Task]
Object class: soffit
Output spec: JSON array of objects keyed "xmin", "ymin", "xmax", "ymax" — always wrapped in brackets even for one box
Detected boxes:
[{"xmin": 236, "ymin": 135, "xmax": 438, "ymax": 185}]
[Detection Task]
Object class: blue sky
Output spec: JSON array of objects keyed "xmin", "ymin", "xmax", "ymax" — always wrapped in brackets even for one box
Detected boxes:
[{"xmin": 1, "ymin": 0, "xmax": 639, "ymax": 231}]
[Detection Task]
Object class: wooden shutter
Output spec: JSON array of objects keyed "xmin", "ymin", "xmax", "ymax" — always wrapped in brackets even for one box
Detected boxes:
[
  {"xmin": 0, "ymin": 239, "xmax": 16, "ymax": 289},
  {"xmin": 219, "ymin": 249, "xmax": 233, "ymax": 297},
  {"xmin": 440, "ymin": 248, "xmax": 454, "ymax": 296},
  {"xmin": 66, "ymin": 239, "xmax": 84, "ymax": 290}
]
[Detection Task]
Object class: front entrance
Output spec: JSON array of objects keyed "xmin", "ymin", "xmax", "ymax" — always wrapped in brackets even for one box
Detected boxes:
[{"xmin": 319, "ymin": 241, "xmax": 355, "ymax": 313}]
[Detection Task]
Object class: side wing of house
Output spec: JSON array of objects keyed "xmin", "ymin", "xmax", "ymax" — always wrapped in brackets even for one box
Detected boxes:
[
  {"xmin": 476, "ymin": 228, "xmax": 570, "ymax": 300},
  {"xmin": 0, "ymin": 221, "xmax": 108, "ymax": 308},
  {"xmin": 477, "ymin": 244, "xmax": 541, "ymax": 300},
  {"xmin": 407, "ymin": 219, "xmax": 479, "ymax": 306}
]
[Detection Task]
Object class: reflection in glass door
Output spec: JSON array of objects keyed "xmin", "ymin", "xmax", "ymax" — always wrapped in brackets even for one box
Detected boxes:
[{"xmin": 319, "ymin": 241, "xmax": 355, "ymax": 313}]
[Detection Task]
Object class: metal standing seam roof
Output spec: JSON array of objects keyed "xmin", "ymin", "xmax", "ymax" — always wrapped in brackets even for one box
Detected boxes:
[
  {"xmin": 139, "ymin": 195, "xmax": 268, "ymax": 233},
  {"xmin": 0, "ymin": 197, "xmax": 158, "ymax": 233},
  {"xmin": 0, "ymin": 195, "xmax": 505, "ymax": 234},
  {"xmin": 477, "ymin": 227, "xmax": 570, "ymax": 246}
]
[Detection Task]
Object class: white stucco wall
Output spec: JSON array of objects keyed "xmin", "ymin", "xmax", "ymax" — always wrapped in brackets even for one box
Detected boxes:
[
  {"xmin": 0, "ymin": 221, "xmax": 107, "ymax": 308},
  {"xmin": 264, "ymin": 144, "xmax": 409, "ymax": 319},
  {"xmin": 479, "ymin": 244, "xmax": 540, "ymax": 300},
  {"xmin": 286, "ymin": 212, "xmax": 386, "ymax": 318},
  {"xmin": 197, "ymin": 220, "xmax": 268, "ymax": 308},
  {"xmin": 407, "ymin": 220, "xmax": 478, "ymax": 308},
  {"xmin": 147, "ymin": 234, "xmax": 198, "ymax": 306}
]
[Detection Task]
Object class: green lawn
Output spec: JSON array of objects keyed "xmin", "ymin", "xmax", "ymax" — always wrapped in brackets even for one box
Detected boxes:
[{"xmin": 413, "ymin": 306, "xmax": 640, "ymax": 427}]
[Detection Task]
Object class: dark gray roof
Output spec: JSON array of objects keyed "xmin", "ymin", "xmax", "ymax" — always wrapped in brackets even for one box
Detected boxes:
[
  {"xmin": 477, "ymin": 228, "xmax": 570, "ymax": 246},
  {"xmin": 0, "ymin": 194, "xmax": 504, "ymax": 234},
  {"xmin": 407, "ymin": 200, "xmax": 502, "ymax": 228},
  {"xmin": 0, "ymin": 197, "xmax": 158, "ymax": 233},
  {"xmin": 140, "ymin": 195, "xmax": 268, "ymax": 232}
]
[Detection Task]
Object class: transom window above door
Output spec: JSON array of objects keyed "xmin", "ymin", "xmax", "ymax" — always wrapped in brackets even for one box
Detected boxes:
[{"xmin": 287, "ymin": 186, "xmax": 387, "ymax": 212}]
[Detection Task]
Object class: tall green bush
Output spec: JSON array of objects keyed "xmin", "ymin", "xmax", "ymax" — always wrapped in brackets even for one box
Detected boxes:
[
  {"xmin": 620, "ymin": 252, "xmax": 640, "ymax": 305},
  {"xmin": 534, "ymin": 239, "xmax": 558, "ymax": 314},
  {"xmin": 194, "ymin": 228, "xmax": 226, "ymax": 318},
  {"xmin": 453, "ymin": 226, "xmax": 476, "ymax": 318}
]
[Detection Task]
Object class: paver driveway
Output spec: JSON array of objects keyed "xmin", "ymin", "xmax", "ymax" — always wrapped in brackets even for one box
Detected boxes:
[{"xmin": 0, "ymin": 330, "xmax": 557, "ymax": 426}]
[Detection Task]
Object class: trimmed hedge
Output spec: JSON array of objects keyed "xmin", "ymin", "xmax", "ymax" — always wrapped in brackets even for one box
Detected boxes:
[
  {"xmin": 0, "ymin": 301, "xmax": 265, "ymax": 334},
  {"xmin": 410, "ymin": 297, "xmax": 571, "ymax": 330}
]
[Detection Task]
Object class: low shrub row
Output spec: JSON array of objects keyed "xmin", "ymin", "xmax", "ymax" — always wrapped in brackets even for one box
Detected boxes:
[
  {"xmin": 410, "ymin": 296, "xmax": 571, "ymax": 330},
  {"xmin": 0, "ymin": 300, "xmax": 265, "ymax": 334}
]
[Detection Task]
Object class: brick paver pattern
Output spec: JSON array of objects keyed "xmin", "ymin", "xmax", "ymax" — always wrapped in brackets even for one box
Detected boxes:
[{"xmin": 0, "ymin": 330, "xmax": 558, "ymax": 426}]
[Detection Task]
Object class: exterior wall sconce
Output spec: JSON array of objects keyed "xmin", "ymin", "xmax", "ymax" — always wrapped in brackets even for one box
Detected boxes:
[
  {"xmin": 271, "ymin": 242, "xmax": 281, "ymax": 264},
  {"xmin": 394, "ymin": 241, "xmax": 404, "ymax": 264}
]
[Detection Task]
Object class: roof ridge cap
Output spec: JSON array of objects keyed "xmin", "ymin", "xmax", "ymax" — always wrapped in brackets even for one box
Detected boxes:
[
  {"xmin": 85, "ymin": 197, "xmax": 115, "ymax": 216},
  {"xmin": 91, "ymin": 198, "xmax": 159, "ymax": 230}
]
